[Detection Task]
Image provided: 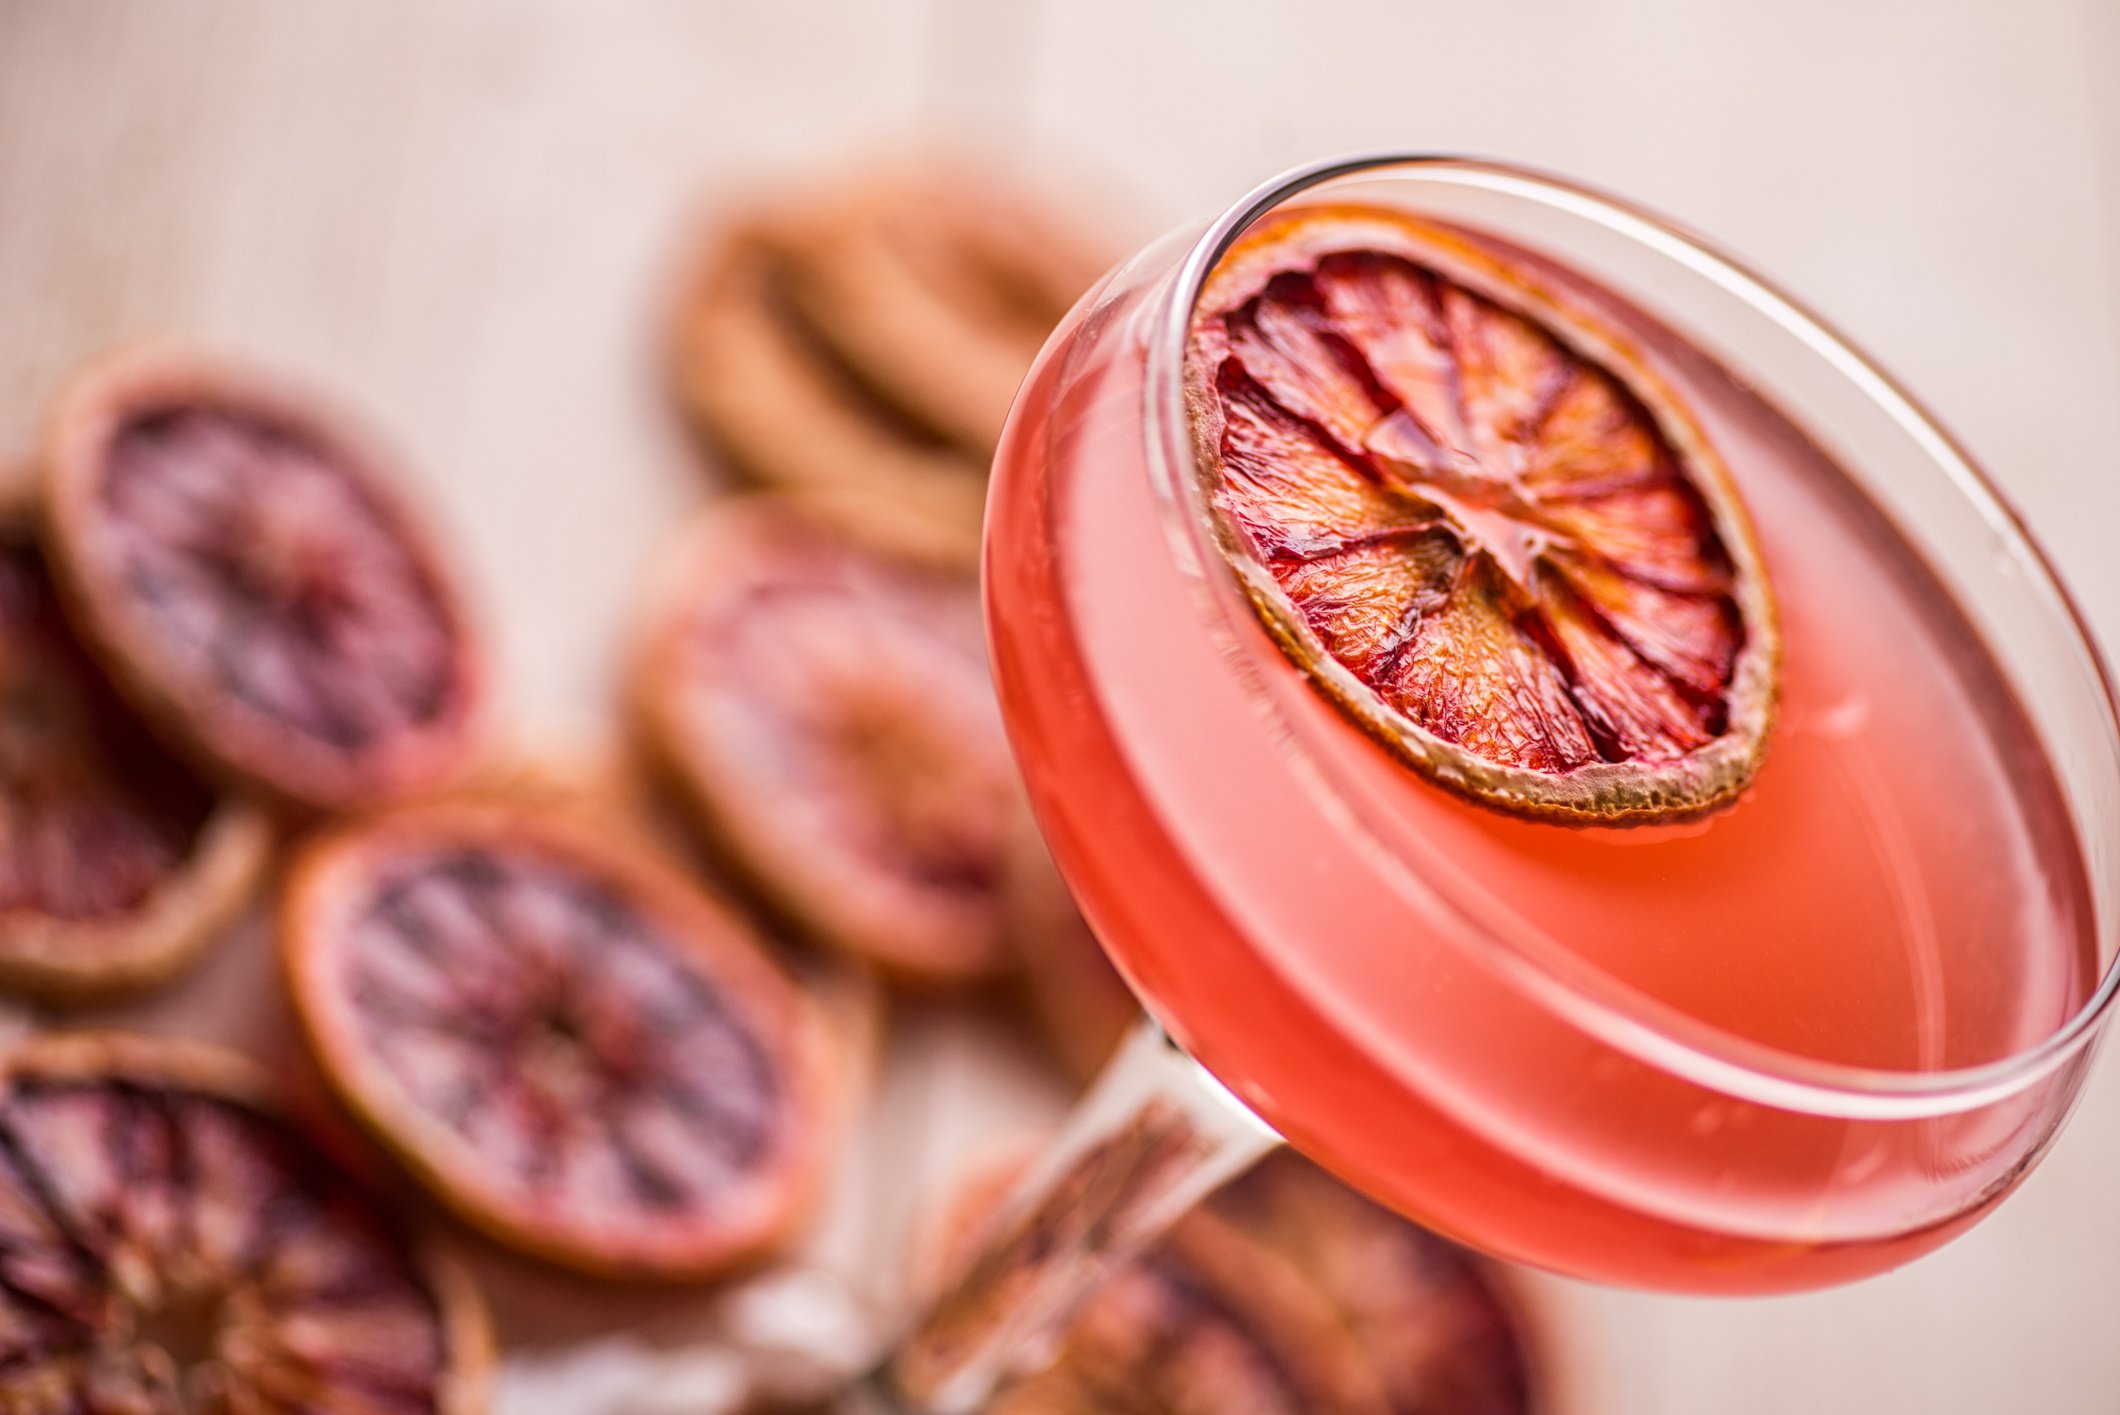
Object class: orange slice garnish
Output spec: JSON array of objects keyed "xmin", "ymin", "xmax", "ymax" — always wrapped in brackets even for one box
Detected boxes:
[{"xmin": 1187, "ymin": 206, "xmax": 1778, "ymax": 821}]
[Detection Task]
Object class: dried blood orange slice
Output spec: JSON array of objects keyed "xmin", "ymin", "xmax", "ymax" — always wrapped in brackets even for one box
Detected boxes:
[
  {"xmin": 1001, "ymin": 1214, "xmax": 1393, "ymax": 1415},
  {"xmin": 1187, "ymin": 207, "xmax": 1778, "ymax": 821},
  {"xmin": 282, "ymin": 800, "xmax": 834, "ymax": 1280},
  {"xmin": 0, "ymin": 1032, "xmax": 490, "ymax": 1412},
  {"xmin": 775, "ymin": 168, "xmax": 1112, "ymax": 454},
  {"xmin": 672, "ymin": 222, "xmax": 994, "ymax": 573},
  {"xmin": 1214, "ymin": 1154, "xmax": 1540, "ymax": 1415},
  {"xmin": 632, "ymin": 499, "xmax": 1015, "ymax": 988},
  {"xmin": 42, "ymin": 347, "xmax": 489, "ymax": 815},
  {"xmin": 0, "ymin": 500, "xmax": 271, "ymax": 1003},
  {"xmin": 919, "ymin": 1158, "xmax": 1391, "ymax": 1415}
]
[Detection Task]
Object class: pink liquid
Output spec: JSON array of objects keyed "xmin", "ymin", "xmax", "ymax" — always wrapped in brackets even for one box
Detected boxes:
[{"xmin": 986, "ymin": 217, "xmax": 2102, "ymax": 1292}]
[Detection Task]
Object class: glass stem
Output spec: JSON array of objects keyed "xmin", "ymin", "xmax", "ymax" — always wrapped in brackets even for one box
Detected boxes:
[{"xmin": 864, "ymin": 1017, "xmax": 1282, "ymax": 1414}]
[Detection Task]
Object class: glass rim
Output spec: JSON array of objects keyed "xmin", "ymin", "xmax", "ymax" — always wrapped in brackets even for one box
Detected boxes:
[{"xmin": 1138, "ymin": 151, "xmax": 2120, "ymax": 1119}]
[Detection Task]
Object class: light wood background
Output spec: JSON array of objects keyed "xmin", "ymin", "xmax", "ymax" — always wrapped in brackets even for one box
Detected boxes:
[{"xmin": 2, "ymin": 3, "xmax": 2118, "ymax": 1412}]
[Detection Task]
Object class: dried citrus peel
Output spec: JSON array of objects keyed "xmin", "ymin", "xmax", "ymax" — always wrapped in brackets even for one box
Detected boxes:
[{"xmin": 1187, "ymin": 207, "xmax": 1778, "ymax": 822}]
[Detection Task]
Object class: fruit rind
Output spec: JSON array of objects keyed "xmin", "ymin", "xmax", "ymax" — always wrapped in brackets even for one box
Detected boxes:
[
  {"xmin": 1185, "ymin": 207, "xmax": 1779, "ymax": 823},
  {"xmin": 281, "ymin": 797, "xmax": 838, "ymax": 1282}
]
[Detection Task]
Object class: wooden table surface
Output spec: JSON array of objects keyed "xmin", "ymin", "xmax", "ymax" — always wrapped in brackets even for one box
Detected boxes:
[{"xmin": 3, "ymin": 3, "xmax": 2118, "ymax": 1412}]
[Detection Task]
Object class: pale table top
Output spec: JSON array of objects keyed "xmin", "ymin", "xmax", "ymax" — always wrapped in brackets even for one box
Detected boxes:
[{"xmin": 1, "ymin": 3, "xmax": 2117, "ymax": 1412}]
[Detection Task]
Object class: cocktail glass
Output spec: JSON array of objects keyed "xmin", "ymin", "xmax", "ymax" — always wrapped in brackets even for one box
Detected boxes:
[{"xmin": 779, "ymin": 154, "xmax": 2120, "ymax": 1414}]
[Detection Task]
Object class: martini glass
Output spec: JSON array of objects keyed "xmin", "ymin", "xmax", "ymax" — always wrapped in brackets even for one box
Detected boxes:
[{"xmin": 772, "ymin": 155, "xmax": 2120, "ymax": 1414}]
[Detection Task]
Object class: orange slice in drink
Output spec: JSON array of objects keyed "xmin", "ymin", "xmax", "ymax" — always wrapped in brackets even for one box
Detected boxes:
[{"xmin": 1187, "ymin": 207, "xmax": 1778, "ymax": 821}]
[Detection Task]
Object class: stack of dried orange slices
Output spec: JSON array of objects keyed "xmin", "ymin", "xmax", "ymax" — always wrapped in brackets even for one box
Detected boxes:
[
  {"xmin": 0, "ymin": 162, "xmax": 1114, "ymax": 1408},
  {"xmin": 669, "ymin": 162, "xmax": 1110, "ymax": 573},
  {"xmin": 652, "ymin": 162, "xmax": 1114, "ymax": 991}
]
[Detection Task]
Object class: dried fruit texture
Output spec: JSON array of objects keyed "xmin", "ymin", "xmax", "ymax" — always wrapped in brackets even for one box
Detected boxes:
[
  {"xmin": 633, "ymin": 499, "xmax": 1016, "ymax": 988},
  {"xmin": 669, "ymin": 166, "xmax": 1110, "ymax": 571},
  {"xmin": 1004, "ymin": 812, "xmax": 1138, "ymax": 1079},
  {"xmin": 775, "ymin": 170, "xmax": 1112, "ymax": 454},
  {"xmin": 1188, "ymin": 208, "xmax": 1778, "ymax": 821},
  {"xmin": 0, "ymin": 1033, "xmax": 489, "ymax": 1413},
  {"xmin": 918, "ymin": 1159, "xmax": 1392, "ymax": 1415},
  {"xmin": 43, "ymin": 347, "xmax": 489, "ymax": 815},
  {"xmin": 991, "ymin": 1214, "xmax": 1394, "ymax": 1415},
  {"xmin": 673, "ymin": 227, "xmax": 992, "ymax": 573},
  {"xmin": 282, "ymin": 801, "xmax": 834, "ymax": 1281},
  {"xmin": 1214, "ymin": 1155, "xmax": 1538, "ymax": 1415},
  {"xmin": 0, "ymin": 507, "xmax": 270, "ymax": 1002}
]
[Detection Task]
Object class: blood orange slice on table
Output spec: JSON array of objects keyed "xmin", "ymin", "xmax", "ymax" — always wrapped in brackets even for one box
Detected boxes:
[
  {"xmin": 918, "ymin": 1158, "xmax": 1393, "ymax": 1415},
  {"xmin": 997, "ymin": 1212, "xmax": 1392, "ymax": 1415},
  {"xmin": 673, "ymin": 223, "xmax": 996, "ymax": 574},
  {"xmin": 1213, "ymin": 1154, "xmax": 1542, "ymax": 1415},
  {"xmin": 0, "ymin": 500, "xmax": 270, "ymax": 1003},
  {"xmin": 281, "ymin": 800, "xmax": 834, "ymax": 1281},
  {"xmin": 0, "ymin": 1032, "xmax": 489, "ymax": 1412},
  {"xmin": 632, "ymin": 498, "xmax": 1016, "ymax": 988},
  {"xmin": 668, "ymin": 167, "xmax": 1110, "ymax": 575},
  {"xmin": 773, "ymin": 167, "xmax": 1113, "ymax": 455},
  {"xmin": 1187, "ymin": 207, "xmax": 1778, "ymax": 821},
  {"xmin": 913, "ymin": 1150, "xmax": 1546, "ymax": 1415},
  {"xmin": 42, "ymin": 347, "xmax": 489, "ymax": 815}
]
